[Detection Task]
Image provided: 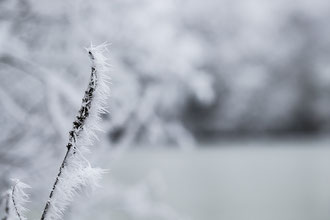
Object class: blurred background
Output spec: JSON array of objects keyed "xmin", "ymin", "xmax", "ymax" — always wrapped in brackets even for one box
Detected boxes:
[{"xmin": 1, "ymin": 0, "xmax": 330, "ymax": 219}]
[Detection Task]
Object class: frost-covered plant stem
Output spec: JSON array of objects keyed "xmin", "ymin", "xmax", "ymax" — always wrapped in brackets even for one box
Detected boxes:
[
  {"xmin": 11, "ymin": 180, "xmax": 30, "ymax": 220},
  {"xmin": 0, "ymin": 180, "xmax": 30, "ymax": 220},
  {"xmin": 12, "ymin": 183, "xmax": 22, "ymax": 220},
  {"xmin": 40, "ymin": 55, "xmax": 97, "ymax": 220},
  {"xmin": 0, "ymin": 192, "xmax": 10, "ymax": 220},
  {"xmin": 40, "ymin": 45, "xmax": 110, "ymax": 220},
  {"xmin": 40, "ymin": 150, "xmax": 69, "ymax": 220}
]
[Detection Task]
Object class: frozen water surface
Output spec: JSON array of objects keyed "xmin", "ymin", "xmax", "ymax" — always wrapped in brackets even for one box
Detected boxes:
[{"xmin": 104, "ymin": 138, "xmax": 330, "ymax": 220}]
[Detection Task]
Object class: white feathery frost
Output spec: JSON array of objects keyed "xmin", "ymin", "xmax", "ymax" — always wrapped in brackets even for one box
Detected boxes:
[
  {"xmin": 11, "ymin": 180, "xmax": 30, "ymax": 220},
  {"xmin": 40, "ymin": 44, "xmax": 110, "ymax": 220},
  {"xmin": 2, "ymin": 179, "xmax": 30, "ymax": 220}
]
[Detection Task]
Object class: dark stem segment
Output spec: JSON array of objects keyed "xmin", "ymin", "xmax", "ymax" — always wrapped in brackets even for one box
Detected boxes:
[
  {"xmin": 11, "ymin": 183, "xmax": 22, "ymax": 220},
  {"xmin": 1, "ymin": 193, "xmax": 10, "ymax": 220},
  {"xmin": 40, "ymin": 51, "xmax": 97, "ymax": 220}
]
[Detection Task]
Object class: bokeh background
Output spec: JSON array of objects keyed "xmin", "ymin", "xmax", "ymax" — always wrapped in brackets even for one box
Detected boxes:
[{"xmin": 1, "ymin": 0, "xmax": 330, "ymax": 219}]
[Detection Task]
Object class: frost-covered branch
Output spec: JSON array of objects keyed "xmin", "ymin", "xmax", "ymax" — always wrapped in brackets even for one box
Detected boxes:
[
  {"xmin": 40, "ymin": 44, "xmax": 110, "ymax": 220},
  {"xmin": 11, "ymin": 180, "xmax": 30, "ymax": 220},
  {"xmin": 0, "ymin": 180, "xmax": 29, "ymax": 220}
]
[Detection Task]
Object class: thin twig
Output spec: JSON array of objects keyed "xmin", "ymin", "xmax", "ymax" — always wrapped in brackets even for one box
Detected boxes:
[
  {"xmin": 11, "ymin": 182, "xmax": 22, "ymax": 220},
  {"xmin": 40, "ymin": 50, "xmax": 98, "ymax": 220}
]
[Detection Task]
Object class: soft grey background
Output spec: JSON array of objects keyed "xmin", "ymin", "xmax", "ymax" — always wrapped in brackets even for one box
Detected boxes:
[{"xmin": 1, "ymin": 0, "xmax": 330, "ymax": 219}]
